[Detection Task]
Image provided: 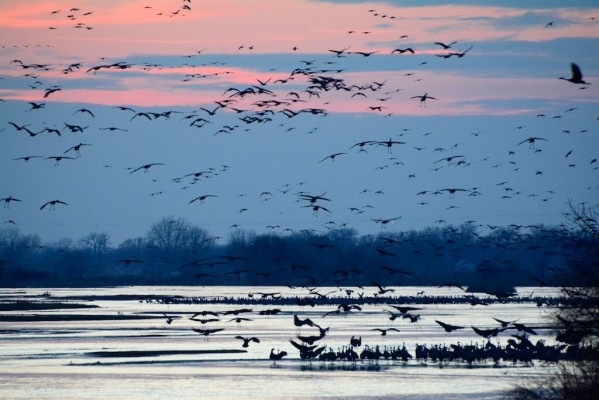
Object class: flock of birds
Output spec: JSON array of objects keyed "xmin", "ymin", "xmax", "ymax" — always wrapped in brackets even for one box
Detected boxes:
[
  {"xmin": 146, "ymin": 287, "xmax": 596, "ymax": 365},
  {"xmin": 1, "ymin": 2, "xmax": 597, "ymax": 378},
  {"xmin": 2, "ymin": 1, "xmax": 596, "ymax": 243}
]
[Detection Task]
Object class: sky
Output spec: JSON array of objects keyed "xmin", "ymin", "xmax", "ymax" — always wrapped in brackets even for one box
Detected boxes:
[{"xmin": 0, "ymin": 0, "xmax": 598, "ymax": 246}]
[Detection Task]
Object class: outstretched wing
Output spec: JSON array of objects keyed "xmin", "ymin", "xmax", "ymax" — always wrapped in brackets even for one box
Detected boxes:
[{"xmin": 570, "ymin": 63, "xmax": 583, "ymax": 82}]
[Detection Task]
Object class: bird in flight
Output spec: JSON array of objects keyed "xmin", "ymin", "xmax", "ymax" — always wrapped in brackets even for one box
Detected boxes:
[
  {"xmin": 73, "ymin": 108, "xmax": 95, "ymax": 117},
  {"xmin": 45, "ymin": 156, "xmax": 76, "ymax": 166},
  {"xmin": 1, "ymin": 196, "xmax": 21, "ymax": 208},
  {"xmin": 371, "ymin": 327, "xmax": 400, "ymax": 336},
  {"xmin": 372, "ymin": 217, "xmax": 401, "ymax": 228},
  {"xmin": 64, "ymin": 143, "xmax": 91, "ymax": 157},
  {"xmin": 439, "ymin": 188, "xmax": 470, "ymax": 198},
  {"xmin": 129, "ymin": 163, "xmax": 164, "ymax": 173},
  {"xmin": 189, "ymin": 194, "xmax": 218, "ymax": 204},
  {"xmin": 411, "ymin": 93, "xmax": 438, "ymax": 105},
  {"xmin": 434, "ymin": 41, "xmax": 457, "ymax": 49},
  {"xmin": 192, "ymin": 327, "xmax": 224, "ymax": 337},
  {"xmin": 517, "ymin": 137, "xmax": 548, "ymax": 149},
  {"xmin": 559, "ymin": 63, "xmax": 590, "ymax": 85},
  {"xmin": 391, "ymin": 48, "xmax": 415, "ymax": 54},
  {"xmin": 377, "ymin": 138, "xmax": 406, "ymax": 153},
  {"xmin": 43, "ymin": 86, "xmax": 62, "ymax": 98},
  {"xmin": 435, "ymin": 155, "xmax": 465, "ymax": 165},
  {"xmin": 319, "ymin": 152, "xmax": 346, "ymax": 163},
  {"xmin": 40, "ymin": 199, "xmax": 68, "ymax": 210},
  {"xmin": 235, "ymin": 335, "xmax": 260, "ymax": 348},
  {"xmin": 435, "ymin": 320, "xmax": 465, "ymax": 333},
  {"xmin": 13, "ymin": 155, "xmax": 42, "ymax": 162}
]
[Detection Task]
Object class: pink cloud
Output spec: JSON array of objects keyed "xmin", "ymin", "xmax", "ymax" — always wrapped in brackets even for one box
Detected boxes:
[{"xmin": 1, "ymin": 1, "xmax": 597, "ymax": 59}]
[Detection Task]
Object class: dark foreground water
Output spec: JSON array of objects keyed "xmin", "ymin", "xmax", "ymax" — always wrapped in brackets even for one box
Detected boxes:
[{"xmin": 0, "ymin": 286, "xmax": 561, "ymax": 399}]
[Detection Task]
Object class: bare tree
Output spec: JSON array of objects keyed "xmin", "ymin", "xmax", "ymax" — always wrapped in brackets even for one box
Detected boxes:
[
  {"xmin": 511, "ymin": 201, "xmax": 598, "ymax": 399},
  {"xmin": 79, "ymin": 232, "xmax": 110, "ymax": 256},
  {"xmin": 146, "ymin": 216, "xmax": 211, "ymax": 257},
  {"xmin": 0, "ymin": 227, "xmax": 41, "ymax": 257}
]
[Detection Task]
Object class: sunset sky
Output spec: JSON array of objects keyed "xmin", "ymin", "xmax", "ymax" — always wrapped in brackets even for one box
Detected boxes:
[{"xmin": 1, "ymin": 0, "xmax": 598, "ymax": 245}]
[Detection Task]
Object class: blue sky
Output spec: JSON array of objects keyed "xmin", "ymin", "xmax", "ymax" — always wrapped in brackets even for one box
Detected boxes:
[{"xmin": 0, "ymin": 0, "xmax": 598, "ymax": 245}]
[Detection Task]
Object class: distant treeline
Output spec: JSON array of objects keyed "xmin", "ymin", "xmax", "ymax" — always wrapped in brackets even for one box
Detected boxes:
[{"xmin": 0, "ymin": 216, "xmax": 592, "ymax": 288}]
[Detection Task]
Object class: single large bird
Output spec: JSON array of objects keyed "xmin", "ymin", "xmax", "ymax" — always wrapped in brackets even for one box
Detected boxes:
[
  {"xmin": 40, "ymin": 199, "xmax": 68, "ymax": 210},
  {"xmin": 559, "ymin": 63, "xmax": 590, "ymax": 85},
  {"xmin": 436, "ymin": 320, "xmax": 464, "ymax": 333}
]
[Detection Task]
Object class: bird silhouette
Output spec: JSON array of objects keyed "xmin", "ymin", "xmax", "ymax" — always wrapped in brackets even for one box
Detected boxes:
[
  {"xmin": 371, "ymin": 328, "xmax": 400, "ymax": 336},
  {"xmin": 293, "ymin": 314, "xmax": 318, "ymax": 329},
  {"xmin": 43, "ymin": 86, "xmax": 62, "ymax": 98},
  {"xmin": 269, "ymin": 348, "xmax": 287, "ymax": 363},
  {"xmin": 472, "ymin": 326, "xmax": 505, "ymax": 339},
  {"xmin": 439, "ymin": 188, "xmax": 470, "ymax": 198},
  {"xmin": 8, "ymin": 122, "xmax": 38, "ymax": 137},
  {"xmin": 192, "ymin": 327, "xmax": 224, "ymax": 337},
  {"xmin": 517, "ymin": 137, "xmax": 548, "ymax": 149},
  {"xmin": 45, "ymin": 156, "xmax": 76, "ymax": 166},
  {"xmin": 434, "ymin": 41, "xmax": 457, "ymax": 49},
  {"xmin": 63, "ymin": 143, "xmax": 91, "ymax": 157},
  {"xmin": 559, "ymin": 63, "xmax": 589, "ymax": 85},
  {"xmin": 189, "ymin": 194, "xmax": 218, "ymax": 204},
  {"xmin": 391, "ymin": 48, "xmax": 415, "ymax": 54},
  {"xmin": 235, "ymin": 335, "xmax": 260, "ymax": 348},
  {"xmin": 73, "ymin": 108, "xmax": 95, "ymax": 117},
  {"xmin": 436, "ymin": 320, "xmax": 465, "ymax": 333},
  {"xmin": 411, "ymin": 93, "xmax": 438, "ymax": 105},
  {"xmin": 40, "ymin": 199, "xmax": 68, "ymax": 210},
  {"xmin": 163, "ymin": 313, "xmax": 178, "ymax": 325},
  {"xmin": 129, "ymin": 163, "xmax": 164, "ymax": 173},
  {"xmin": 319, "ymin": 152, "xmax": 346, "ymax": 163},
  {"xmin": 1, "ymin": 196, "xmax": 22, "ymax": 208},
  {"xmin": 493, "ymin": 318, "xmax": 517, "ymax": 328}
]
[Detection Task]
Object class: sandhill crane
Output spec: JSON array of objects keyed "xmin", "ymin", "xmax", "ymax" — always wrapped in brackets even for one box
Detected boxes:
[
  {"xmin": 411, "ymin": 93, "xmax": 437, "ymax": 105},
  {"xmin": 189, "ymin": 194, "xmax": 218, "ymax": 204},
  {"xmin": 40, "ymin": 199, "xmax": 68, "ymax": 210},
  {"xmin": 391, "ymin": 48, "xmax": 414, "ymax": 54},
  {"xmin": 269, "ymin": 348, "xmax": 287, "ymax": 363},
  {"xmin": 1, "ymin": 196, "xmax": 21, "ymax": 208},
  {"xmin": 517, "ymin": 137, "xmax": 548, "ymax": 150},
  {"xmin": 436, "ymin": 320, "xmax": 464, "ymax": 333},
  {"xmin": 434, "ymin": 41, "xmax": 457, "ymax": 49},
  {"xmin": 371, "ymin": 328, "xmax": 400, "ymax": 336},
  {"xmin": 235, "ymin": 335, "xmax": 260, "ymax": 348},
  {"xmin": 559, "ymin": 63, "xmax": 589, "ymax": 85},
  {"xmin": 192, "ymin": 328, "xmax": 224, "ymax": 341},
  {"xmin": 129, "ymin": 163, "xmax": 164, "ymax": 173}
]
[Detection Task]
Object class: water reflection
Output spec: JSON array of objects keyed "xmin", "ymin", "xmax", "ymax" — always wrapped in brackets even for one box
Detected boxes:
[{"xmin": 0, "ymin": 286, "xmax": 560, "ymax": 399}]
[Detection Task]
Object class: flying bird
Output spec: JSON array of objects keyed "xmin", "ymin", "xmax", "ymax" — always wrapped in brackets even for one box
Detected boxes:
[
  {"xmin": 43, "ymin": 86, "xmax": 62, "ymax": 98},
  {"xmin": 434, "ymin": 41, "xmax": 457, "ymax": 49},
  {"xmin": 435, "ymin": 320, "xmax": 465, "ymax": 333},
  {"xmin": 40, "ymin": 199, "xmax": 68, "ymax": 210},
  {"xmin": 411, "ymin": 93, "xmax": 438, "ymax": 105},
  {"xmin": 371, "ymin": 328, "xmax": 400, "ymax": 336},
  {"xmin": 189, "ymin": 195, "xmax": 218, "ymax": 204},
  {"xmin": 1, "ymin": 196, "xmax": 21, "ymax": 208},
  {"xmin": 319, "ymin": 152, "xmax": 346, "ymax": 163},
  {"xmin": 235, "ymin": 335, "xmax": 260, "ymax": 348},
  {"xmin": 192, "ymin": 328, "xmax": 224, "ymax": 336},
  {"xmin": 517, "ymin": 137, "xmax": 548, "ymax": 149},
  {"xmin": 391, "ymin": 48, "xmax": 414, "ymax": 54},
  {"xmin": 129, "ymin": 163, "xmax": 164, "ymax": 173},
  {"xmin": 559, "ymin": 63, "xmax": 590, "ymax": 85}
]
